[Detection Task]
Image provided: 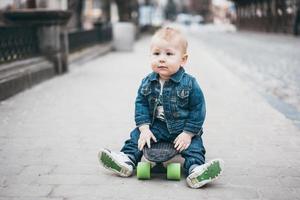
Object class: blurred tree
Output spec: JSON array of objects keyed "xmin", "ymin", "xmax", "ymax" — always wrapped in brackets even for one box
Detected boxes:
[
  {"xmin": 165, "ymin": 0, "xmax": 177, "ymax": 21},
  {"xmin": 115, "ymin": 0, "xmax": 138, "ymax": 22},
  {"xmin": 26, "ymin": 0, "xmax": 37, "ymax": 8},
  {"xmin": 67, "ymin": 0, "xmax": 84, "ymax": 31},
  {"xmin": 294, "ymin": 5, "xmax": 300, "ymax": 35},
  {"xmin": 145, "ymin": 0, "xmax": 151, "ymax": 6},
  {"xmin": 101, "ymin": 0, "xmax": 111, "ymax": 22},
  {"xmin": 190, "ymin": 0, "xmax": 212, "ymax": 23}
]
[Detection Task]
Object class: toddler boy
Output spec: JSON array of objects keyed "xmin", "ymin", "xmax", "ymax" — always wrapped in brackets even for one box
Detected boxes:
[{"xmin": 98, "ymin": 27, "xmax": 223, "ymax": 188}]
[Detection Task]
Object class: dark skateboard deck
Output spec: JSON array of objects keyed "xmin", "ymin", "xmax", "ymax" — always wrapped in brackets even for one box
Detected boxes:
[{"xmin": 143, "ymin": 142, "xmax": 178, "ymax": 163}]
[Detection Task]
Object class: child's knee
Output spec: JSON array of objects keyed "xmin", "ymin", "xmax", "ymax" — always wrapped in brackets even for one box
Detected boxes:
[{"xmin": 189, "ymin": 136, "xmax": 205, "ymax": 152}]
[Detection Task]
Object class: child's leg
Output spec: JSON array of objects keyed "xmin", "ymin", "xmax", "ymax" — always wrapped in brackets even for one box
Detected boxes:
[
  {"xmin": 181, "ymin": 135, "xmax": 206, "ymax": 175},
  {"xmin": 98, "ymin": 149, "xmax": 134, "ymax": 177},
  {"xmin": 186, "ymin": 159, "xmax": 224, "ymax": 188},
  {"xmin": 120, "ymin": 128, "xmax": 143, "ymax": 166},
  {"xmin": 98, "ymin": 128, "xmax": 141, "ymax": 177},
  {"xmin": 181, "ymin": 135, "xmax": 224, "ymax": 188}
]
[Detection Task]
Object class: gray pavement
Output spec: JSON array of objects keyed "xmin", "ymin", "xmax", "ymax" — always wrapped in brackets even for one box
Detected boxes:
[
  {"xmin": 189, "ymin": 30, "xmax": 300, "ymax": 128},
  {"xmin": 0, "ymin": 34, "xmax": 300, "ymax": 200}
]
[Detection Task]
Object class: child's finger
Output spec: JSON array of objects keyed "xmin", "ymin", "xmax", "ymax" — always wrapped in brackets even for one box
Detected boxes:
[
  {"xmin": 174, "ymin": 140, "xmax": 179, "ymax": 149},
  {"xmin": 146, "ymin": 138, "xmax": 151, "ymax": 148},
  {"xmin": 138, "ymin": 140, "xmax": 140, "ymax": 150},
  {"xmin": 176, "ymin": 140, "xmax": 182, "ymax": 149},
  {"xmin": 138, "ymin": 139, "xmax": 145, "ymax": 151},
  {"xmin": 184, "ymin": 143, "xmax": 190, "ymax": 150},
  {"xmin": 181, "ymin": 143, "xmax": 188, "ymax": 152},
  {"xmin": 179, "ymin": 146, "xmax": 185, "ymax": 152},
  {"xmin": 187, "ymin": 142, "xmax": 191, "ymax": 148},
  {"xmin": 138, "ymin": 138, "xmax": 141, "ymax": 149},
  {"xmin": 176, "ymin": 145, "xmax": 182, "ymax": 152},
  {"xmin": 151, "ymin": 134, "xmax": 157, "ymax": 143},
  {"xmin": 138, "ymin": 141, "xmax": 141, "ymax": 150},
  {"xmin": 181, "ymin": 143, "xmax": 189, "ymax": 152},
  {"xmin": 176, "ymin": 142, "xmax": 184, "ymax": 151},
  {"xmin": 173, "ymin": 136, "xmax": 179, "ymax": 144}
]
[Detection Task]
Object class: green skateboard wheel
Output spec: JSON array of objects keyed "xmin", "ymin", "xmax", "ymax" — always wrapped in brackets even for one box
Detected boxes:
[
  {"xmin": 137, "ymin": 162, "xmax": 151, "ymax": 179},
  {"xmin": 167, "ymin": 163, "xmax": 181, "ymax": 180}
]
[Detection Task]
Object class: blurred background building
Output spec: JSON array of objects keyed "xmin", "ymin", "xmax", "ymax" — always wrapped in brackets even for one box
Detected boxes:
[
  {"xmin": 138, "ymin": 0, "xmax": 213, "ymax": 31},
  {"xmin": 0, "ymin": 0, "xmax": 299, "ymax": 101},
  {"xmin": 212, "ymin": 0, "xmax": 236, "ymax": 24},
  {"xmin": 233, "ymin": 0, "xmax": 300, "ymax": 35}
]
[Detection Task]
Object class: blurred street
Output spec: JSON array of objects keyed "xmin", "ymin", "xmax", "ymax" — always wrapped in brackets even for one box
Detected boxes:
[
  {"xmin": 0, "ymin": 30, "xmax": 300, "ymax": 200},
  {"xmin": 189, "ymin": 27, "xmax": 300, "ymax": 128}
]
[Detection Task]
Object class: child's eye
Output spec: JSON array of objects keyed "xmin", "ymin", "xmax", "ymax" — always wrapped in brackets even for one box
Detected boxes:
[
  {"xmin": 166, "ymin": 52, "xmax": 174, "ymax": 56},
  {"xmin": 153, "ymin": 52, "xmax": 160, "ymax": 56}
]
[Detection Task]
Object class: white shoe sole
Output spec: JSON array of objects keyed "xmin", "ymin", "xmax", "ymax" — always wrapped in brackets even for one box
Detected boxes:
[
  {"xmin": 98, "ymin": 149, "xmax": 133, "ymax": 177},
  {"xmin": 186, "ymin": 159, "xmax": 224, "ymax": 188}
]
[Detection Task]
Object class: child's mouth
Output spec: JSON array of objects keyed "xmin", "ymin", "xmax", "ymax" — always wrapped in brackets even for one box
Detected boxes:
[{"xmin": 158, "ymin": 66, "xmax": 168, "ymax": 69}]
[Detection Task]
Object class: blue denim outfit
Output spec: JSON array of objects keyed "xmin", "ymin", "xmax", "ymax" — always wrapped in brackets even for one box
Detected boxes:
[{"xmin": 121, "ymin": 67, "xmax": 206, "ymax": 175}]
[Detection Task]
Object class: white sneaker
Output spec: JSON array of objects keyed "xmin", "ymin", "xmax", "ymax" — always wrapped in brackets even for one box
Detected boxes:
[
  {"xmin": 98, "ymin": 149, "xmax": 134, "ymax": 177},
  {"xmin": 186, "ymin": 159, "xmax": 224, "ymax": 188}
]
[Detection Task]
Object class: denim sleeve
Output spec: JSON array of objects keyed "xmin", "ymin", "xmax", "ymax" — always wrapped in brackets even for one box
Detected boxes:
[
  {"xmin": 135, "ymin": 79, "xmax": 151, "ymax": 126},
  {"xmin": 184, "ymin": 78, "xmax": 206, "ymax": 135}
]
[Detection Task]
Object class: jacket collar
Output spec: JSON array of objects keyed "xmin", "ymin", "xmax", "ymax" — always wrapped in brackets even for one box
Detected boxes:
[{"xmin": 149, "ymin": 67, "xmax": 185, "ymax": 83}]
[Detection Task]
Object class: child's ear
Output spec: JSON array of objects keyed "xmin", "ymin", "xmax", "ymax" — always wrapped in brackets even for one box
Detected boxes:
[{"xmin": 181, "ymin": 54, "xmax": 188, "ymax": 65}]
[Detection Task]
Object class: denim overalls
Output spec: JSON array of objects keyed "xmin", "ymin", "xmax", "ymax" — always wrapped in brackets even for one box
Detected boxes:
[{"xmin": 121, "ymin": 67, "xmax": 206, "ymax": 175}]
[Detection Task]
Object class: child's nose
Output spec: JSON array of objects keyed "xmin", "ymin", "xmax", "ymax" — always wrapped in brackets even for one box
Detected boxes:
[{"xmin": 159, "ymin": 55, "xmax": 166, "ymax": 62}]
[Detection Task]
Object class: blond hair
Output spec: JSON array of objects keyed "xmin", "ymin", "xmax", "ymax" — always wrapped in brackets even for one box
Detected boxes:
[{"xmin": 151, "ymin": 27, "xmax": 188, "ymax": 54}]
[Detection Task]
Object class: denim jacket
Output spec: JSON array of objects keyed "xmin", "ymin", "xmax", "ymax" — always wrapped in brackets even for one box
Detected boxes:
[{"xmin": 135, "ymin": 67, "xmax": 206, "ymax": 136}]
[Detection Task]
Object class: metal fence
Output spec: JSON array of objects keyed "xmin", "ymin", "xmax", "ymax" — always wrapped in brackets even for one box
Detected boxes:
[
  {"xmin": 234, "ymin": 0, "xmax": 300, "ymax": 35},
  {"xmin": 0, "ymin": 23, "xmax": 113, "ymax": 65},
  {"xmin": 68, "ymin": 23, "xmax": 112, "ymax": 53},
  {"xmin": 0, "ymin": 26, "xmax": 40, "ymax": 65}
]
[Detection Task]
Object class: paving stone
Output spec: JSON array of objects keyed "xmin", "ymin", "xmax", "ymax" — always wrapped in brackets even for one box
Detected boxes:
[
  {"xmin": 0, "ymin": 185, "xmax": 53, "ymax": 197},
  {"xmin": 0, "ymin": 198, "xmax": 63, "ymax": 200},
  {"xmin": 258, "ymin": 188, "xmax": 298, "ymax": 200},
  {"xmin": 0, "ymin": 32, "xmax": 299, "ymax": 200}
]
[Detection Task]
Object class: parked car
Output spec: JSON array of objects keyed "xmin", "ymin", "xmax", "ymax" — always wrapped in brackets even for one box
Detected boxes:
[
  {"xmin": 192, "ymin": 15, "xmax": 204, "ymax": 24},
  {"xmin": 176, "ymin": 13, "xmax": 192, "ymax": 26}
]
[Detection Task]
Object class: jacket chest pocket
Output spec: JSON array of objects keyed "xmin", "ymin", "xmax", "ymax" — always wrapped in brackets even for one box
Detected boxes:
[
  {"xmin": 141, "ymin": 85, "xmax": 151, "ymax": 96},
  {"xmin": 141, "ymin": 85, "xmax": 156, "ymax": 112},
  {"xmin": 176, "ymin": 87, "xmax": 190, "ymax": 107}
]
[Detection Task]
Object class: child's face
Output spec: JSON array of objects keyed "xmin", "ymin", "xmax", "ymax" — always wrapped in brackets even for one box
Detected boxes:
[{"xmin": 150, "ymin": 38, "xmax": 187, "ymax": 80}]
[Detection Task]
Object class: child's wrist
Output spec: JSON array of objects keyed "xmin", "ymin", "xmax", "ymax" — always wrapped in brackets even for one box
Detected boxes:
[
  {"xmin": 139, "ymin": 124, "xmax": 150, "ymax": 132},
  {"xmin": 183, "ymin": 131, "xmax": 195, "ymax": 138}
]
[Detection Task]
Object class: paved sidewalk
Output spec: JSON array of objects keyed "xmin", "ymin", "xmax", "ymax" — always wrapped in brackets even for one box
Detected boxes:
[{"xmin": 0, "ymin": 35, "xmax": 300, "ymax": 200}]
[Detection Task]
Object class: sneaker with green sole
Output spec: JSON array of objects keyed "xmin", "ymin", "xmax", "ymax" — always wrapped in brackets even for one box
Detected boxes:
[
  {"xmin": 98, "ymin": 149, "xmax": 134, "ymax": 177},
  {"xmin": 186, "ymin": 159, "xmax": 224, "ymax": 188}
]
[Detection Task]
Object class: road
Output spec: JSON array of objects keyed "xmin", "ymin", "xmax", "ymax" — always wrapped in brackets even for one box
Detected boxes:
[
  {"xmin": 0, "ymin": 31, "xmax": 300, "ymax": 200},
  {"xmin": 189, "ymin": 27, "xmax": 300, "ymax": 127}
]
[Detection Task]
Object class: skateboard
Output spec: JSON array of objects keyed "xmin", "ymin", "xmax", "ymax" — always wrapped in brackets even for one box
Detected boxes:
[{"xmin": 136, "ymin": 142, "xmax": 181, "ymax": 180}]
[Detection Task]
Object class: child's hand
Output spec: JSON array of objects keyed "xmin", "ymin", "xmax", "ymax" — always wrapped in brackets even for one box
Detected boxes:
[
  {"xmin": 174, "ymin": 132, "xmax": 194, "ymax": 152},
  {"xmin": 138, "ymin": 125, "xmax": 157, "ymax": 151}
]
